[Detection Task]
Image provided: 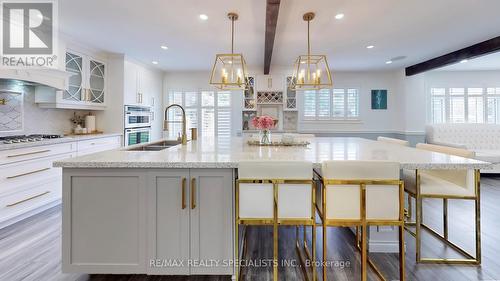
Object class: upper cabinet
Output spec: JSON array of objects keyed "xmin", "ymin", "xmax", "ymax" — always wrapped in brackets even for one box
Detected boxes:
[
  {"xmin": 35, "ymin": 50, "xmax": 107, "ymax": 110},
  {"xmin": 124, "ymin": 60, "xmax": 152, "ymax": 106},
  {"xmin": 255, "ymin": 74, "xmax": 283, "ymax": 92}
]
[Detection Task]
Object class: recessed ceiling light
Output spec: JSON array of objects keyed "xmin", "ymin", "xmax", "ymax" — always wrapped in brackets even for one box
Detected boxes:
[
  {"xmin": 199, "ymin": 14, "xmax": 208, "ymax": 20},
  {"xmin": 460, "ymin": 59, "xmax": 468, "ymax": 63},
  {"xmin": 152, "ymin": 61, "xmax": 159, "ymax": 65},
  {"xmin": 335, "ymin": 13, "xmax": 344, "ymax": 20},
  {"xmin": 160, "ymin": 45, "xmax": 168, "ymax": 50},
  {"xmin": 385, "ymin": 60, "xmax": 393, "ymax": 64},
  {"xmin": 366, "ymin": 45, "xmax": 374, "ymax": 49}
]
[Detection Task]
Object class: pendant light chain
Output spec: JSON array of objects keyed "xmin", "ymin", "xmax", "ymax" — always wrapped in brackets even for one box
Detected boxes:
[{"xmin": 307, "ymin": 19, "xmax": 311, "ymax": 56}]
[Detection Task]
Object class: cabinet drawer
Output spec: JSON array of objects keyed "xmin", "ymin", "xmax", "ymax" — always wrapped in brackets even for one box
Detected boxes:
[
  {"xmin": 77, "ymin": 136, "xmax": 121, "ymax": 152},
  {"xmin": 0, "ymin": 153, "xmax": 74, "ymax": 198},
  {"xmin": 0, "ymin": 142, "xmax": 76, "ymax": 166},
  {"xmin": 0, "ymin": 179, "xmax": 61, "ymax": 223}
]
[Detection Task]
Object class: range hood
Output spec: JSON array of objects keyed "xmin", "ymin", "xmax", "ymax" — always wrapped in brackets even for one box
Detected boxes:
[{"xmin": 0, "ymin": 68, "xmax": 73, "ymax": 90}]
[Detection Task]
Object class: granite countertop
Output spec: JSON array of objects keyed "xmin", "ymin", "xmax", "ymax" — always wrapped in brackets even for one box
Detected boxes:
[
  {"xmin": 53, "ymin": 137, "xmax": 492, "ymax": 170},
  {"xmin": 0, "ymin": 133, "xmax": 122, "ymax": 151}
]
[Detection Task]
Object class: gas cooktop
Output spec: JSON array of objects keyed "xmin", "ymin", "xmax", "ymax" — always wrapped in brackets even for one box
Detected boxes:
[{"xmin": 0, "ymin": 134, "xmax": 63, "ymax": 144}]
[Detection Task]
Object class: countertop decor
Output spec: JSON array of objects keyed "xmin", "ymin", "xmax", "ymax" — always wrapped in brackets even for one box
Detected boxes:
[{"xmin": 246, "ymin": 140, "xmax": 310, "ymax": 147}]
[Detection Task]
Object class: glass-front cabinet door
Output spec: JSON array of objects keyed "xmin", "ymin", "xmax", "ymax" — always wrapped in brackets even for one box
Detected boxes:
[
  {"xmin": 64, "ymin": 52, "xmax": 83, "ymax": 101},
  {"xmin": 63, "ymin": 51, "xmax": 106, "ymax": 105},
  {"xmin": 89, "ymin": 59, "xmax": 105, "ymax": 103}
]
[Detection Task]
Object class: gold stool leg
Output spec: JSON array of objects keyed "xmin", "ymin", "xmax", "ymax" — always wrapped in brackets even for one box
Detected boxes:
[
  {"xmin": 312, "ymin": 224, "xmax": 317, "ymax": 281},
  {"xmin": 235, "ymin": 223, "xmax": 239, "ymax": 281},
  {"xmin": 399, "ymin": 224, "xmax": 406, "ymax": 281},
  {"xmin": 361, "ymin": 224, "xmax": 367, "ymax": 281},
  {"xmin": 323, "ymin": 225, "xmax": 327, "ymax": 281}
]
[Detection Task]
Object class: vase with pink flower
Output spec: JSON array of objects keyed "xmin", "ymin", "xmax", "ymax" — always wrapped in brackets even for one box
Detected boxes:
[{"xmin": 251, "ymin": 115, "xmax": 276, "ymax": 144}]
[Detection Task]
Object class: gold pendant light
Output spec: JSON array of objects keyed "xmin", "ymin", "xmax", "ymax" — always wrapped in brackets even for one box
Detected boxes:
[
  {"xmin": 290, "ymin": 12, "xmax": 333, "ymax": 90},
  {"xmin": 209, "ymin": 12, "xmax": 249, "ymax": 90}
]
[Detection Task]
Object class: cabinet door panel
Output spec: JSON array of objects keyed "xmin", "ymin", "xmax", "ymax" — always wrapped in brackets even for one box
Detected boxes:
[
  {"xmin": 148, "ymin": 170, "xmax": 190, "ymax": 275},
  {"xmin": 189, "ymin": 169, "xmax": 233, "ymax": 275},
  {"xmin": 64, "ymin": 52, "xmax": 83, "ymax": 101},
  {"xmin": 89, "ymin": 59, "xmax": 105, "ymax": 103},
  {"xmin": 124, "ymin": 61, "xmax": 138, "ymax": 105}
]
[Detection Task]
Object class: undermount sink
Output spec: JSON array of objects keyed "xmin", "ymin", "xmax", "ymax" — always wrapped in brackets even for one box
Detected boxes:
[{"xmin": 126, "ymin": 140, "xmax": 183, "ymax": 151}]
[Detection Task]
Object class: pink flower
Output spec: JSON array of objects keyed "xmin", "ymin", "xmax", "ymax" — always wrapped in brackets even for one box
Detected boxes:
[{"xmin": 251, "ymin": 115, "xmax": 275, "ymax": 130}]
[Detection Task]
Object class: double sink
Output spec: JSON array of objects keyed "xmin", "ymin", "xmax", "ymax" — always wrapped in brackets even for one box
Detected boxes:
[{"xmin": 126, "ymin": 140, "xmax": 183, "ymax": 151}]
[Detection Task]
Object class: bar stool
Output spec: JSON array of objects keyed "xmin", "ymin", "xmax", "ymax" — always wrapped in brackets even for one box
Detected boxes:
[
  {"xmin": 403, "ymin": 143, "xmax": 480, "ymax": 264},
  {"xmin": 321, "ymin": 160, "xmax": 405, "ymax": 281},
  {"xmin": 377, "ymin": 136, "xmax": 410, "ymax": 146},
  {"xmin": 236, "ymin": 160, "xmax": 316, "ymax": 281}
]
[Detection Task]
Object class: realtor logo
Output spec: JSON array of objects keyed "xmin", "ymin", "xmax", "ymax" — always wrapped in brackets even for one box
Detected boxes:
[{"xmin": 0, "ymin": 0, "xmax": 58, "ymax": 67}]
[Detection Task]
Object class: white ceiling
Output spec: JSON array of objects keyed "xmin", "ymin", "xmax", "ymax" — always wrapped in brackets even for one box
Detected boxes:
[
  {"xmin": 435, "ymin": 52, "xmax": 500, "ymax": 71},
  {"xmin": 59, "ymin": 0, "xmax": 500, "ymax": 72}
]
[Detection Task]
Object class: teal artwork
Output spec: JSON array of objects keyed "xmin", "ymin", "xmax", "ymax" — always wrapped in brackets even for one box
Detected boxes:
[{"xmin": 371, "ymin": 90, "xmax": 387, "ymax": 110}]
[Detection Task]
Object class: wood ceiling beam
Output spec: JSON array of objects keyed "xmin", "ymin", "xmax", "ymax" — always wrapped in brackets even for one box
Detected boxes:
[
  {"xmin": 405, "ymin": 36, "xmax": 500, "ymax": 76},
  {"xmin": 264, "ymin": 0, "xmax": 281, "ymax": 74}
]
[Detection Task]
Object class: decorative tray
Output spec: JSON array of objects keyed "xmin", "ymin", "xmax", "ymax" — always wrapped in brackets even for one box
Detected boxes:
[
  {"xmin": 65, "ymin": 131, "xmax": 104, "ymax": 136},
  {"xmin": 247, "ymin": 140, "xmax": 310, "ymax": 147}
]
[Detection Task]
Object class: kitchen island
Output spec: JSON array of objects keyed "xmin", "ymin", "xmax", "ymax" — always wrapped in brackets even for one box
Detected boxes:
[{"xmin": 54, "ymin": 137, "xmax": 490, "ymax": 276}]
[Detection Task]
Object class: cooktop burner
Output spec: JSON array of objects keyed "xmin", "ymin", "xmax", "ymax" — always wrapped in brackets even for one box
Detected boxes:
[{"xmin": 0, "ymin": 134, "xmax": 63, "ymax": 144}]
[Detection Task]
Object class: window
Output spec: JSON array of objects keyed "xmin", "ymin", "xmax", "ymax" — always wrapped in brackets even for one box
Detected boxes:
[
  {"xmin": 167, "ymin": 91, "xmax": 232, "ymax": 139},
  {"xmin": 302, "ymin": 88, "xmax": 359, "ymax": 120},
  {"xmin": 430, "ymin": 87, "xmax": 500, "ymax": 124}
]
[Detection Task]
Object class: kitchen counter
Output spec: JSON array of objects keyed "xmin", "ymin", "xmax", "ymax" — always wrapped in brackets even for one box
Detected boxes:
[
  {"xmin": 54, "ymin": 136, "xmax": 491, "ymax": 170},
  {"xmin": 0, "ymin": 133, "xmax": 122, "ymax": 151}
]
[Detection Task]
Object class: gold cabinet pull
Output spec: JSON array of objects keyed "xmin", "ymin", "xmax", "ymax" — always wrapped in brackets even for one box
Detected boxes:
[
  {"xmin": 7, "ymin": 149, "xmax": 51, "ymax": 158},
  {"xmin": 181, "ymin": 177, "xmax": 187, "ymax": 209},
  {"xmin": 6, "ymin": 191, "xmax": 51, "ymax": 207},
  {"xmin": 191, "ymin": 178, "xmax": 196, "ymax": 209},
  {"xmin": 6, "ymin": 167, "xmax": 51, "ymax": 179}
]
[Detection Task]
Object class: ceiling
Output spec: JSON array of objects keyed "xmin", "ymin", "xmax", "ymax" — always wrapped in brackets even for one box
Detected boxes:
[
  {"xmin": 435, "ymin": 51, "xmax": 500, "ymax": 71},
  {"xmin": 59, "ymin": 0, "xmax": 500, "ymax": 72}
]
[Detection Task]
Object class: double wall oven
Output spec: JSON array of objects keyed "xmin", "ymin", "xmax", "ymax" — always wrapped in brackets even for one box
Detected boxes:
[{"xmin": 124, "ymin": 105, "xmax": 152, "ymax": 146}]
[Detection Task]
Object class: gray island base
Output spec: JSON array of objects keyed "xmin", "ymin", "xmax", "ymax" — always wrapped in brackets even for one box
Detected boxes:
[{"xmin": 55, "ymin": 137, "xmax": 490, "ymax": 276}]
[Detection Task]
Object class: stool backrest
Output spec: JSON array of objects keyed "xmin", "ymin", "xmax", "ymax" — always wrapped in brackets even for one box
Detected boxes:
[
  {"xmin": 322, "ymin": 160, "xmax": 402, "ymax": 222},
  {"xmin": 238, "ymin": 161, "xmax": 313, "ymax": 220},
  {"xmin": 377, "ymin": 136, "xmax": 410, "ymax": 147},
  {"xmin": 239, "ymin": 161, "xmax": 312, "ymax": 180},
  {"xmin": 416, "ymin": 143, "xmax": 475, "ymax": 193}
]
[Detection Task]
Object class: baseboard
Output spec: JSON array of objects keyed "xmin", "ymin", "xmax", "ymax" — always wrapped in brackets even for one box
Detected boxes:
[{"xmin": 368, "ymin": 240, "xmax": 402, "ymax": 253}]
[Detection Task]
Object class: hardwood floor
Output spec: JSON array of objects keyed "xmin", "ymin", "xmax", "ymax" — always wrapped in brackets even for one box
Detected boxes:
[{"xmin": 1, "ymin": 176, "xmax": 499, "ymax": 281}]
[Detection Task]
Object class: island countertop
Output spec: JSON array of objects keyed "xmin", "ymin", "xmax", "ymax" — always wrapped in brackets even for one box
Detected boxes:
[{"xmin": 53, "ymin": 137, "xmax": 491, "ymax": 170}]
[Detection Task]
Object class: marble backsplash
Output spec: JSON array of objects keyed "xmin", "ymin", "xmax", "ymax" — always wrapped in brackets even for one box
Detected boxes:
[{"xmin": 0, "ymin": 82, "xmax": 87, "ymax": 137}]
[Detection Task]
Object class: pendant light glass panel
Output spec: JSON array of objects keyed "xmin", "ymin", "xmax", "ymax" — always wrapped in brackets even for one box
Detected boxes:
[
  {"xmin": 291, "ymin": 55, "xmax": 332, "ymax": 90},
  {"xmin": 210, "ymin": 53, "xmax": 248, "ymax": 90}
]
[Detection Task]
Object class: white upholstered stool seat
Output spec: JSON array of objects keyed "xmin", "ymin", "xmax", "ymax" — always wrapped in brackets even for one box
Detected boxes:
[
  {"xmin": 403, "ymin": 143, "xmax": 481, "ymax": 265},
  {"xmin": 377, "ymin": 136, "xmax": 410, "ymax": 146}
]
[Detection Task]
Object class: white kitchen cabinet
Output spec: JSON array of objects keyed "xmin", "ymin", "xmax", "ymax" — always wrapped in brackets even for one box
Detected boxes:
[
  {"xmin": 76, "ymin": 135, "xmax": 121, "ymax": 156},
  {"xmin": 0, "ymin": 142, "xmax": 76, "ymax": 229},
  {"xmin": 124, "ymin": 60, "xmax": 152, "ymax": 106},
  {"xmin": 35, "ymin": 50, "xmax": 107, "ymax": 110},
  {"xmin": 256, "ymin": 74, "xmax": 284, "ymax": 92},
  {"xmin": 147, "ymin": 168, "xmax": 234, "ymax": 275}
]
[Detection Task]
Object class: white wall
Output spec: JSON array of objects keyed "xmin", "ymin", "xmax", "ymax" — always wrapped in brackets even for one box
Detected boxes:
[
  {"xmin": 163, "ymin": 69, "xmax": 405, "ymax": 135},
  {"xmin": 399, "ymin": 70, "xmax": 500, "ymax": 135}
]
